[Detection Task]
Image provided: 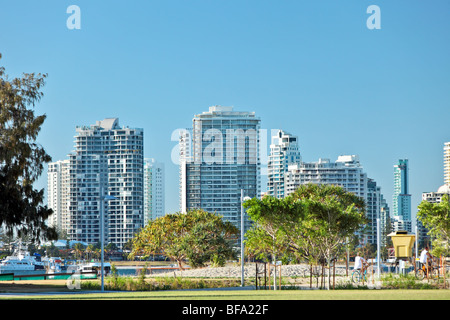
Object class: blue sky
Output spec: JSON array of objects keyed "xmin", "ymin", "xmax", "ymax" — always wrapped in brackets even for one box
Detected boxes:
[{"xmin": 1, "ymin": 1, "xmax": 449, "ymax": 218}]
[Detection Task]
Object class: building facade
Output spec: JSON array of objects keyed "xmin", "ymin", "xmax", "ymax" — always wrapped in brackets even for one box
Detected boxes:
[
  {"xmin": 392, "ymin": 159, "xmax": 412, "ymax": 232},
  {"xmin": 380, "ymin": 195, "xmax": 391, "ymax": 247},
  {"xmin": 267, "ymin": 130, "xmax": 301, "ymax": 199},
  {"xmin": 285, "ymin": 155, "xmax": 368, "ymax": 199},
  {"xmin": 180, "ymin": 106, "xmax": 261, "ymax": 235},
  {"xmin": 144, "ymin": 158, "xmax": 165, "ymax": 224},
  {"xmin": 366, "ymin": 178, "xmax": 382, "ymax": 245},
  {"xmin": 47, "ymin": 160, "xmax": 70, "ymax": 233},
  {"xmin": 445, "ymin": 142, "xmax": 450, "ymax": 186},
  {"xmin": 419, "ymin": 184, "xmax": 450, "ymax": 247},
  {"xmin": 284, "ymin": 155, "xmax": 389, "ymax": 246},
  {"xmin": 68, "ymin": 118, "xmax": 144, "ymax": 249}
]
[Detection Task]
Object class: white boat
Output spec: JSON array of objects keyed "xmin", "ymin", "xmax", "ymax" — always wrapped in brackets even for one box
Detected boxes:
[
  {"xmin": 0, "ymin": 251, "xmax": 45, "ymax": 273},
  {"xmin": 77, "ymin": 262, "xmax": 111, "ymax": 275}
]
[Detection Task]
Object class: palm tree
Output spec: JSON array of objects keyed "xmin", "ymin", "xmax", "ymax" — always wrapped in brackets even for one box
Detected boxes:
[
  {"xmin": 86, "ymin": 244, "xmax": 95, "ymax": 261},
  {"xmin": 73, "ymin": 243, "xmax": 85, "ymax": 260}
]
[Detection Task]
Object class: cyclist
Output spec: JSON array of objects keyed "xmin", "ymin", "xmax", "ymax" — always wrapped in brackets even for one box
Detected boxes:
[
  {"xmin": 419, "ymin": 246, "xmax": 433, "ymax": 274},
  {"xmin": 354, "ymin": 251, "xmax": 368, "ymax": 274}
]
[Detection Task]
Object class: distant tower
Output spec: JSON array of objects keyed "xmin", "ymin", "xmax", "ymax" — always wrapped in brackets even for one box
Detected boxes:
[
  {"xmin": 144, "ymin": 158, "xmax": 165, "ymax": 224},
  {"xmin": 444, "ymin": 142, "xmax": 450, "ymax": 186},
  {"xmin": 392, "ymin": 159, "xmax": 412, "ymax": 232},
  {"xmin": 267, "ymin": 130, "xmax": 301, "ymax": 199},
  {"xmin": 47, "ymin": 160, "xmax": 70, "ymax": 233}
]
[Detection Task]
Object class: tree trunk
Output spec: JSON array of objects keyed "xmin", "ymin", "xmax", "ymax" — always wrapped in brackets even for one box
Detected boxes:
[{"xmin": 177, "ymin": 259, "xmax": 184, "ymax": 270}]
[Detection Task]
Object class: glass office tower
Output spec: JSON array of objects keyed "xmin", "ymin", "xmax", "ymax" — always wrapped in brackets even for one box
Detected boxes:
[{"xmin": 392, "ymin": 159, "xmax": 412, "ymax": 232}]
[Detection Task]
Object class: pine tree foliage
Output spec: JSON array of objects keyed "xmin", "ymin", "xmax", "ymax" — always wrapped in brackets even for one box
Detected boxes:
[{"xmin": 0, "ymin": 53, "xmax": 57, "ymax": 242}]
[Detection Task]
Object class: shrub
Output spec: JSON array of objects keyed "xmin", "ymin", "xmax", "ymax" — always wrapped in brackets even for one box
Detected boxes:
[{"xmin": 81, "ymin": 275, "xmax": 241, "ymax": 292}]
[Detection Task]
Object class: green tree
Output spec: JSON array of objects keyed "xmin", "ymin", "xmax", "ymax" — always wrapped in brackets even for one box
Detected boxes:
[
  {"xmin": 129, "ymin": 209, "xmax": 239, "ymax": 269},
  {"xmin": 73, "ymin": 242, "xmax": 85, "ymax": 260},
  {"xmin": 86, "ymin": 244, "xmax": 95, "ymax": 261},
  {"xmin": 44, "ymin": 242, "xmax": 60, "ymax": 258},
  {"xmin": 289, "ymin": 184, "xmax": 366, "ymax": 264},
  {"xmin": 244, "ymin": 196, "xmax": 302, "ymax": 265},
  {"xmin": 417, "ymin": 194, "xmax": 450, "ymax": 256},
  {"xmin": 0, "ymin": 53, "xmax": 57, "ymax": 242},
  {"xmin": 244, "ymin": 184, "xmax": 367, "ymax": 289}
]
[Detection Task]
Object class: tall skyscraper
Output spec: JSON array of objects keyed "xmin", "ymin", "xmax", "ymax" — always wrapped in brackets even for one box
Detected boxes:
[
  {"xmin": 179, "ymin": 128, "xmax": 192, "ymax": 213},
  {"xmin": 144, "ymin": 158, "xmax": 165, "ymax": 224},
  {"xmin": 68, "ymin": 118, "xmax": 144, "ymax": 249},
  {"xmin": 392, "ymin": 159, "xmax": 412, "ymax": 231},
  {"xmin": 180, "ymin": 106, "xmax": 261, "ymax": 235},
  {"xmin": 366, "ymin": 178, "xmax": 382, "ymax": 245},
  {"xmin": 47, "ymin": 160, "xmax": 70, "ymax": 233},
  {"xmin": 267, "ymin": 130, "xmax": 301, "ymax": 198},
  {"xmin": 444, "ymin": 142, "xmax": 450, "ymax": 186}
]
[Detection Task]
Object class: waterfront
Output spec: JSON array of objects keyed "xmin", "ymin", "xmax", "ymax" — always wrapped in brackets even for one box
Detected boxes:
[{"xmin": 0, "ymin": 265, "xmax": 183, "ymax": 278}]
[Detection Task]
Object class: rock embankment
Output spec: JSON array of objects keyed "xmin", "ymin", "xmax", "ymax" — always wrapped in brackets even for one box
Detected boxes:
[{"xmin": 152, "ymin": 264, "xmax": 349, "ymax": 278}]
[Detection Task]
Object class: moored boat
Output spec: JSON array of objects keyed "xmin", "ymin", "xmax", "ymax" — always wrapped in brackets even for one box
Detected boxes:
[
  {"xmin": 0, "ymin": 251, "xmax": 45, "ymax": 273},
  {"xmin": 77, "ymin": 262, "xmax": 111, "ymax": 275}
]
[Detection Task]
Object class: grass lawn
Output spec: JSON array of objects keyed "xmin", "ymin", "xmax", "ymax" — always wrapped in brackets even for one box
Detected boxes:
[{"xmin": 2, "ymin": 288, "xmax": 450, "ymax": 300}]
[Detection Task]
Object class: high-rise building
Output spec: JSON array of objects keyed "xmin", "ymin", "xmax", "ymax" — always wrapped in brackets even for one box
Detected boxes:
[
  {"xmin": 366, "ymin": 178, "xmax": 382, "ymax": 245},
  {"xmin": 267, "ymin": 130, "xmax": 301, "ymax": 199},
  {"xmin": 285, "ymin": 155, "xmax": 367, "ymax": 199},
  {"xmin": 284, "ymin": 155, "xmax": 389, "ymax": 246},
  {"xmin": 444, "ymin": 142, "xmax": 450, "ymax": 186},
  {"xmin": 68, "ymin": 118, "xmax": 144, "ymax": 249},
  {"xmin": 380, "ymin": 195, "xmax": 391, "ymax": 247},
  {"xmin": 180, "ymin": 106, "xmax": 261, "ymax": 235},
  {"xmin": 392, "ymin": 159, "xmax": 412, "ymax": 231},
  {"xmin": 419, "ymin": 184, "xmax": 450, "ymax": 247},
  {"xmin": 179, "ymin": 128, "xmax": 192, "ymax": 213},
  {"xmin": 144, "ymin": 158, "xmax": 165, "ymax": 224},
  {"xmin": 47, "ymin": 160, "xmax": 70, "ymax": 233}
]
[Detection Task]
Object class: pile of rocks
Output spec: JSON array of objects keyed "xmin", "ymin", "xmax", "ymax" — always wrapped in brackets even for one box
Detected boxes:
[{"xmin": 153, "ymin": 264, "xmax": 349, "ymax": 278}]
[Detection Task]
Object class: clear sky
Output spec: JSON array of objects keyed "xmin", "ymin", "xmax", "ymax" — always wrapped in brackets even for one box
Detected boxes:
[{"xmin": 1, "ymin": 1, "xmax": 449, "ymax": 220}]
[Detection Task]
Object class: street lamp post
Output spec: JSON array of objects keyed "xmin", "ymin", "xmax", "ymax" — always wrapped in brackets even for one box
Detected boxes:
[
  {"xmin": 415, "ymin": 225, "xmax": 419, "ymax": 259},
  {"xmin": 240, "ymin": 189, "xmax": 251, "ymax": 287},
  {"xmin": 377, "ymin": 218, "xmax": 381, "ymax": 280},
  {"xmin": 100, "ymin": 188, "xmax": 117, "ymax": 292}
]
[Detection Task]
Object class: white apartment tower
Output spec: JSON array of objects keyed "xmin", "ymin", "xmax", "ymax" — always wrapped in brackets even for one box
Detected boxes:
[
  {"xmin": 180, "ymin": 106, "xmax": 261, "ymax": 235},
  {"xmin": 68, "ymin": 118, "xmax": 144, "ymax": 249},
  {"xmin": 444, "ymin": 142, "xmax": 450, "ymax": 186},
  {"xmin": 267, "ymin": 130, "xmax": 301, "ymax": 198},
  {"xmin": 284, "ymin": 155, "xmax": 388, "ymax": 246},
  {"xmin": 144, "ymin": 158, "xmax": 165, "ymax": 224},
  {"xmin": 419, "ymin": 143, "xmax": 450, "ymax": 246},
  {"xmin": 179, "ymin": 128, "xmax": 192, "ymax": 213},
  {"xmin": 420, "ymin": 184, "xmax": 450, "ymax": 247},
  {"xmin": 285, "ymin": 155, "xmax": 368, "ymax": 199},
  {"xmin": 47, "ymin": 160, "xmax": 70, "ymax": 233}
]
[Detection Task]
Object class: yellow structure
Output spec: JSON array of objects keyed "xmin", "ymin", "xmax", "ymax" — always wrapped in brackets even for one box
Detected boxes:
[{"xmin": 388, "ymin": 231, "xmax": 416, "ymax": 258}]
